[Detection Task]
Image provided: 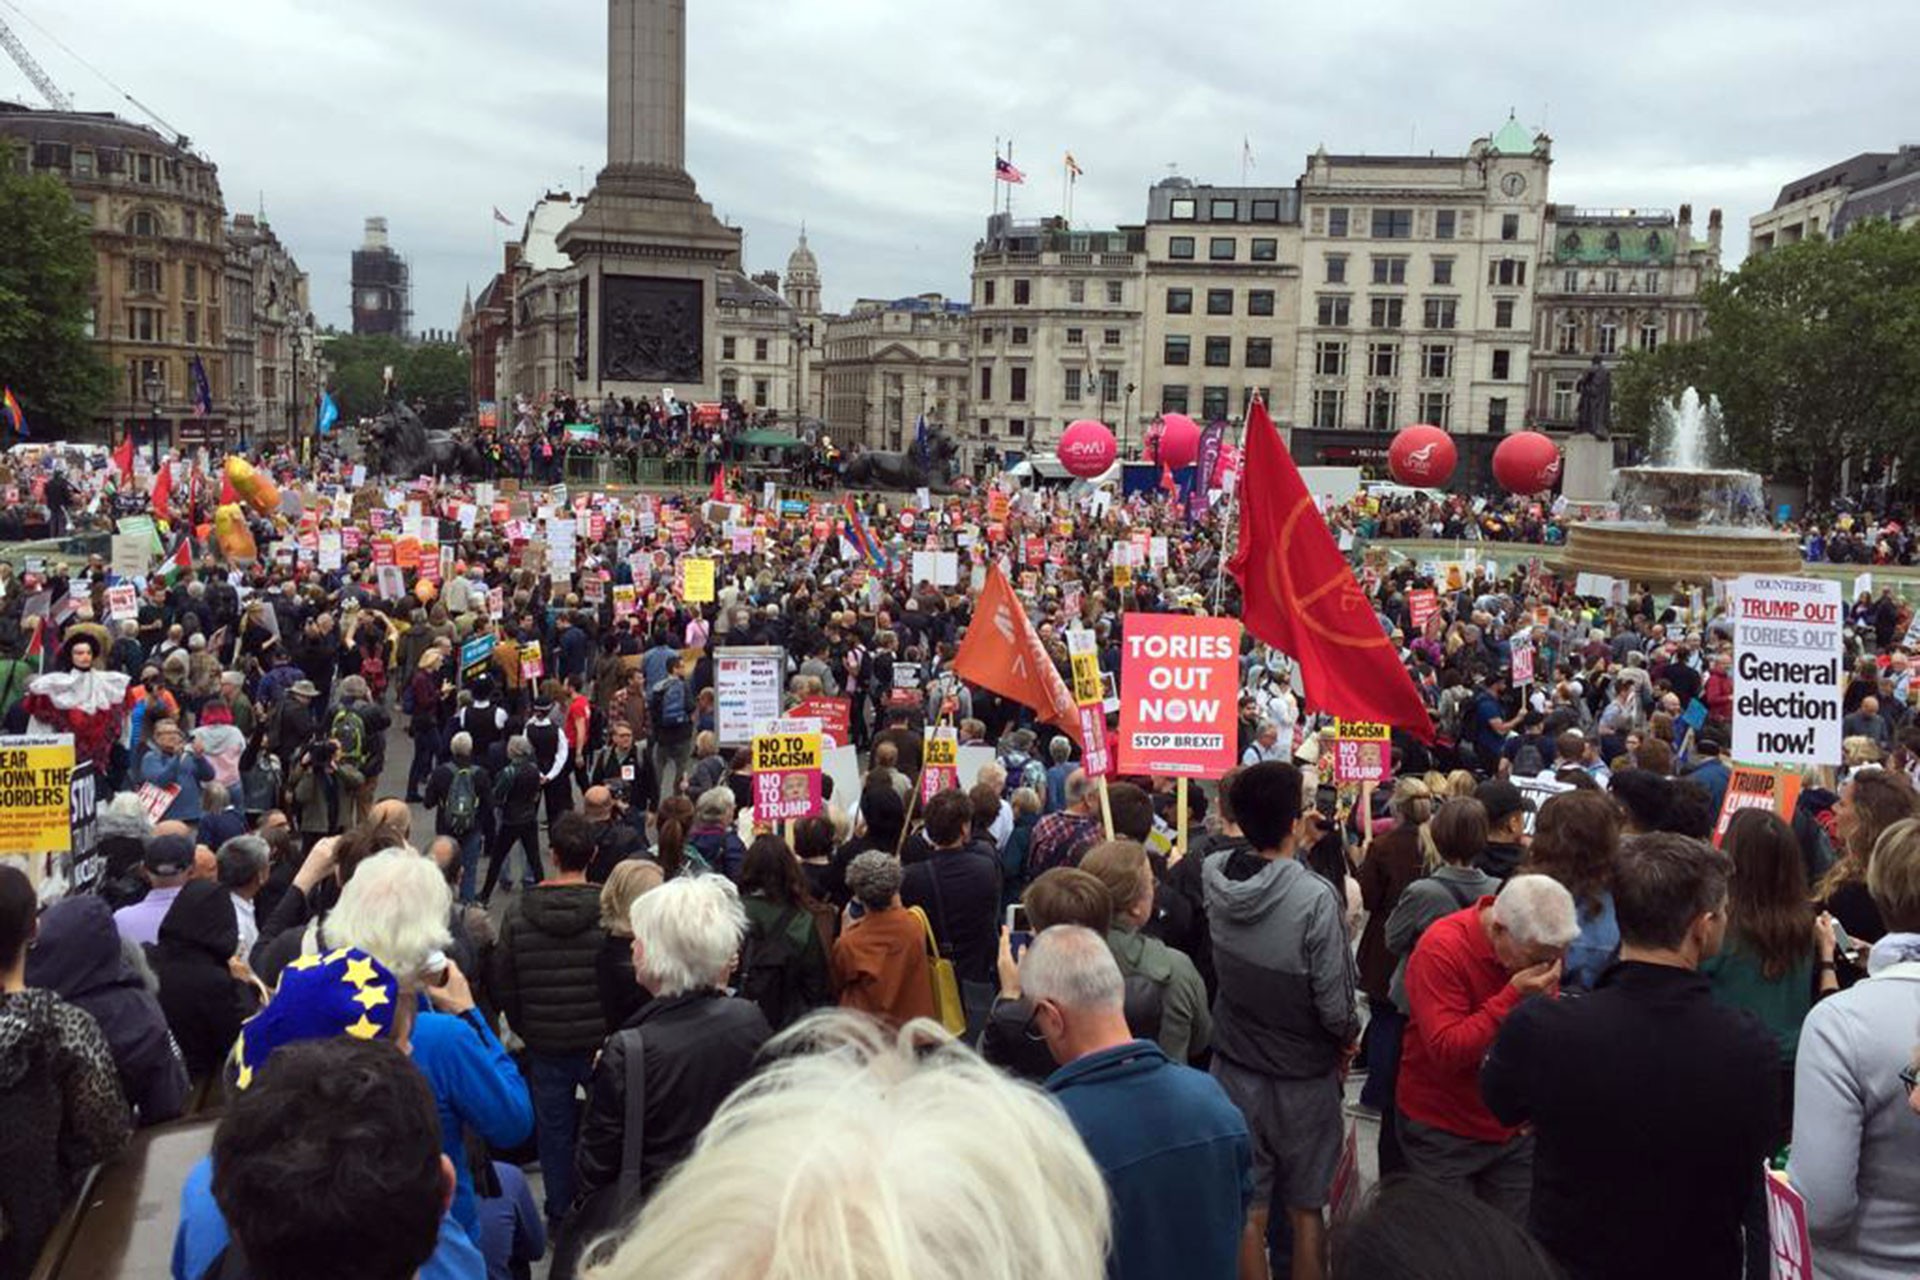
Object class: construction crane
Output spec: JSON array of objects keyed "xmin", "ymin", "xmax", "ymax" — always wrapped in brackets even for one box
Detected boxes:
[{"xmin": 0, "ymin": 15, "xmax": 70, "ymax": 111}]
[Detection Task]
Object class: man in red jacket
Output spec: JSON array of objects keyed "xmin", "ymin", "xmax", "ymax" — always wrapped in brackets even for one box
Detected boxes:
[{"xmin": 1396, "ymin": 873, "xmax": 1576, "ymax": 1224}]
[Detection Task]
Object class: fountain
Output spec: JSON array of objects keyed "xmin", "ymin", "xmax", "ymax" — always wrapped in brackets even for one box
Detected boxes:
[{"xmin": 1562, "ymin": 388, "xmax": 1801, "ymax": 584}]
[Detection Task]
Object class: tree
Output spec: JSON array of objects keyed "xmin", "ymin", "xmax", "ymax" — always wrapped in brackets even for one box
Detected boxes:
[
  {"xmin": 320, "ymin": 333, "xmax": 468, "ymax": 430},
  {"xmin": 0, "ymin": 144, "xmax": 112, "ymax": 438}
]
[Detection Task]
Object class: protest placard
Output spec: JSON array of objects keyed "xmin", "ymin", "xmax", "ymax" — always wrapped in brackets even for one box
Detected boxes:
[
  {"xmin": 921, "ymin": 725, "xmax": 960, "ymax": 804},
  {"xmin": 1333, "ymin": 721, "xmax": 1391, "ymax": 784},
  {"xmin": 1512, "ymin": 775, "xmax": 1574, "ymax": 835},
  {"xmin": 0, "ymin": 736, "xmax": 76, "ymax": 884},
  {"xmin": 1510, "ymin": 634, "xmax": 1535, "ymax": 686},
  {"xmin": 681, "ymin": 557, "xmax": 715, "ymax": 603},
  {"xmin": 715, "ymin": 647, "xmax": 786, "ymax": 746},
  {"xmin": 1117, "ymin": 613, "xmax": 1239, "ymax": 777},
  {"xmin": 110, "ymin": 534, "xmax": 150, "ymax": 580},
  {"xmin": 1765, "ymin": 1170, "xmax": 1812, "ymax": 1280},
  {"xmin": 751, "ymin": 725, "xmax": 823, "ymax": 823},
  {"xmin": 519, "ymin": 640, "xmax": 544, "ymax": 681},
  {"xmin": 1408, "ymin": 589, "xmax": 1438, "ymax": 630},
  {"xmin": 1066, "ymin": 629, "xmax": 1112, "ymax": 778},
  {"xmin": 105, "ymin": 585, "xmax": 138, "ymax": 623},
  {"xmin": 1731, "ymin": 576, "xmax": 1842, "ymax": 766},
  {"xmin": 1712, "ymin": 768, "xmax": 1802, "ymax": 846},
  {"xmin": 460, "ymin": 633, "xmax": 496, "ymax": 684},
  {"xmin": 791, "ymin": 696, "xmax": 851, "ymax": 749}
]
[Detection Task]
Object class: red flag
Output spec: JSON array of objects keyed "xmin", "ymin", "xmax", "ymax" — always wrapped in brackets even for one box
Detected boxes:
[
  {"xmin": 1159, "ymin": 463, "xmax": 1177, "ymax": 495},
  {"xmin": 953, "ymin": 564, "xmax": 1082, "ymax": 744},
  {"xmin": 1229, "ymin": 401, "xmax": 1434, "ymax": 741},
  {"xmin": 709, "ymin": 469, "xmax": 726, "ymax": 504},
  {"xmin": 149, "ymin": 461, "xmax": 173, "ymax": 520},
  {"xmin": 219, "ymin": 468, "xmax": 238, "ymax": 506},
  {"xmin": 112, "ymin": 431, "xmax": 136, "ymax": 481}
]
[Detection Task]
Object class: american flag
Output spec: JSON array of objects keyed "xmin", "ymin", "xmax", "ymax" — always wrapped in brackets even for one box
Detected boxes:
[{"xmin": 995, "ymin": 156, "xmax": 1026, "ymax": 185}]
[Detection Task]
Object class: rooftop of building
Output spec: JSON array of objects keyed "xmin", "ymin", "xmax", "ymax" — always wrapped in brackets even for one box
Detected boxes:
[
  {"xmin": 717, "ymin": 269, "xmax": 789, "ymax": 310},
  {"xmin": 843, "ymin": 294, "xmax": 969, "ymax": 317},
  {"xmin": 976, "ymin": 213, "xmax": 1144, "ymax": 255},
  {"xmin": 1771, "ymin": 147, "xmax": 1919, "ymax": 209},
  {"xmin": 513, "ymin": 192, "xmax": 584, "ymax": 273},
  {"xmin": 0, "ymin": 99, "xmax": 204, "ymax": 161},
  {"xmin": 1832, "ymin": 165, "xmax": 1920, "ymax": 237},
  {"xmin": 787, "ymin": 229, "xmax": 818, "ymax": 276},
  {"xmin": 1146, "ymin": 178, "xmax": 1300, "ymax": 223}
]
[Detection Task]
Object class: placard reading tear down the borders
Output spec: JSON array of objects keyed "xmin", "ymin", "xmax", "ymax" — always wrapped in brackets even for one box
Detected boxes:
[{"xmin": 1730, "ymin": 575, "xmax": 1842, "ymax": 767}]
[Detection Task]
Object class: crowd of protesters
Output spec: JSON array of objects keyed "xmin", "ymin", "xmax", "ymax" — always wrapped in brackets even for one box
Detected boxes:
[{"xmin": 0, "ymin": 436, "xmax": 1910, "ymax": 1280}]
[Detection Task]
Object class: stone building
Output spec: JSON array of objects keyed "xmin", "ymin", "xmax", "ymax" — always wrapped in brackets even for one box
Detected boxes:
[
  {"xmin": 968, "ymin": 214, "xmax": 1146, "ymax": 457},
  {"xmin": 717, "ymin": 269, "xmax": 800, "ymax": 415},
  {"xmin": 1139, "ymin": 178, "xmax": 1301, "ymax": 438},
  {"xmin": 350, "ymin": 216, "xmax": 411, "ymax": 337},
  {"xmin": 783, "ymin": 231, "xmax": 823, "ymax": 419},
  {"xmin": 820, "ymin": 294, "xmax": 971, "ymax": 455},
  {"xmin": 227, "ymin": 214, "xmax": 318, "ymax": 451},
  {"xmin": 1749, "ymin": 149, "xmax": 1919, "ymax": 254},
  {"xmin": 1291, "ymin": 116, "xmax": 1553, "ymax": 441},
  {"xmin": 1528, "ymin": 205, "xmax": 1720, "ymax": 430}
]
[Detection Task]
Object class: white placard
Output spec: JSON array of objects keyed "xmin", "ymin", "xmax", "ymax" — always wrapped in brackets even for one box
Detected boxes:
[
  {"xmin": 317, "ymin": 531, "xmax": 343, "ymax": 572},
  {"xmin": 715, "ymin": 647, "xmax": 786, "ymax": 746},
  {"xmin": 1731, "ymin": 575, "xmax": 1842, "ymax": 766}
]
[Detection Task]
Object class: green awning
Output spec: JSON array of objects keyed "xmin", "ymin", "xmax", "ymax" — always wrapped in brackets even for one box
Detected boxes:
[{"xmin": 736, "ymin": 429, "xmax": 806, "ymax": 449}]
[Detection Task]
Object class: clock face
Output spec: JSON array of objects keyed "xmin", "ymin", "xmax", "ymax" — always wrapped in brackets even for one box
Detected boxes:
[{"xmin": 1501, "ymin": 172, "xmax": 1527, "ymax": 197}]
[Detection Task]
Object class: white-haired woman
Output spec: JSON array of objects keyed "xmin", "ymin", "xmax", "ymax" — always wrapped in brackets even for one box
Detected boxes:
[{"xmin": 560, "ymin": 875, "xmax": 770, "ymax": 1275}]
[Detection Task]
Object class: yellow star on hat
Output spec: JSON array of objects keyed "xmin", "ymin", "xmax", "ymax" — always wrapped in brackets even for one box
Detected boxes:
[
  {"xmin": 344, "ymin": 1014, "xmax": 383, "ymax": 1040},
  {"xmin": 342, "ymin": 956, "xmax": 380, "ymax": 989}
]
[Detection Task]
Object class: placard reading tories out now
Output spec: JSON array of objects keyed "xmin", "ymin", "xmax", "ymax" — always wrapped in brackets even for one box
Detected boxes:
[{"xmin": 1116, "ymin": 613, "xmax": 1239, "ymax": 778}]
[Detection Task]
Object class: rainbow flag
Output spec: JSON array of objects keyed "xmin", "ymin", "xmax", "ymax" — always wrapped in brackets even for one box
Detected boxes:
[
  {"xmin": 2, "ymin": 388, "xmax": 24, "ymax": 438},
  {"xmin": 841, "ymin": 496, "xmax": 889, "ymax": 571}
]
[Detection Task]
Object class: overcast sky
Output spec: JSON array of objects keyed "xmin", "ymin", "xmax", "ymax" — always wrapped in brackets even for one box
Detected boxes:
[{"xmin": 6, "ymin": 0, "xmax": 1913, "ymax": 333}]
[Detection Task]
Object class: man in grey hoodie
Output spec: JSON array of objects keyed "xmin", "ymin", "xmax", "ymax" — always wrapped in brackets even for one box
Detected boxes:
[{"xmin": 1203, "ymin": 760, "xmax": 1357, "ymax": 1280}]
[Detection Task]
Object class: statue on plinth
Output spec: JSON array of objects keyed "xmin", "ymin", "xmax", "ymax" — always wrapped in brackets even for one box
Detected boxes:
[{"xmin": 1575, "ymin": 356, "xmax": 1612, "ymax": 439}]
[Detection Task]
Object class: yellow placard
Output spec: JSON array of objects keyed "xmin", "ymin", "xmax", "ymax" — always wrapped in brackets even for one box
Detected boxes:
[
  {"xmin": 1113, "ymin": 564, "xmax": 1133, "ymax": 587},
  {"xmin": 924, "ymin": 735, "xmax": 958, "ymax": 768},
  {"xmin": 681, "ymin": 557, "xmax": 715, "ymax": 603},
  {"xmin": 1334, "ymin": 720, "xmax": 1390, "ymax": 742},
  {"xmin": 0, "ymin": 735, "xmax": 75, "ymax": 861},
  {"xmin": 1071, "ymin": 652, "xmax": 1103, "ymax": 706},
  {"xmin": 752, "ymin": 732, "xmax": 822, "ymax": 773}
]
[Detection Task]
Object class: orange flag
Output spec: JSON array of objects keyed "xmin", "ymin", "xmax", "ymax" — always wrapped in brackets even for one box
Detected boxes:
[{"xmin": 953, "ymin": 564, "xmax": 1082, "ymax": 744}]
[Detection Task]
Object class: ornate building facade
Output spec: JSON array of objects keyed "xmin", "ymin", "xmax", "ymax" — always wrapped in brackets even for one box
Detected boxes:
[{"xmin": 821, "ymin": 295, "xmax": 971, "ymax": 455}]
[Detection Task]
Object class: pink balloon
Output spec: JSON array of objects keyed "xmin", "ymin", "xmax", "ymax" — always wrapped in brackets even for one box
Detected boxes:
[
  {"xmin": 1388, "ymin": 424, "xmax": 1458, "ymax": 488},
  {"xmin": 1155, "ymin": 413, "xmax": 1201, "ymax": 471},
  {"xmin": 1057, "ymin": 419, "xmax": 1117, "ymax": 478},
  {"xmin": 1492, "ymin": 431, "xmax": 1563, "ymax": 495}
]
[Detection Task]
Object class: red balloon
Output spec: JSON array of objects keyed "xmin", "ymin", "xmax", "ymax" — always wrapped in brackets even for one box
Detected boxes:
[
  {"xmin": 1388, "ymin": 424, "xmax": 1457, "ymax": 488},
  {"xmin": 1492, "ymin": 431, "xmax": 1563, "ymax": 495},
  {"xmin": 1154, "ymin": 413, "xmax": 1201, "ymax": 470},
  {"xmin": 1056, "ymin": 419, "xmax": 1117, "ymax": 478}
]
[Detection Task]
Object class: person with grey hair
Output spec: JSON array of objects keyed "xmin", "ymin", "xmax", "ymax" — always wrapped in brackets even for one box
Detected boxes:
[
  {"xmin": 482, "ymin": 735, "xmax": 545, "ymax": 902},
  {"xmin": 196, "ymin": 781, "xmax": 246, "ymax": 851},
  {"xmin": 1399, "ymin": 873, "xmax": 1577, "ymax": 1224},
  {"xmin": 425, "ymin": 730, "xmax": 493, "ymax": 904},
  {"xmin": 1241, "ymin": 721, "xmax": 1284, "ymax": 766},
  {"xmin": 1020, "ymin": 924, "xmax": 1251, "ymax": 1280},
  {"xmin": 832, "ymin": 851, "xmax": 937, "ymax": 1027},
  {"xmin": 1030, "ymin": 769, "xmax": 1102, "ymax": 873},
  {"xmin": 216, "ymin": 835, "xmax": 271, "ymax": 958},
  {"xmin": 566, "ymin": 876, "xmax": 769, "ymax": 1261},
  {"xmin": 329, "ymin": 674, "xmax": 391, "ymax": 829}
]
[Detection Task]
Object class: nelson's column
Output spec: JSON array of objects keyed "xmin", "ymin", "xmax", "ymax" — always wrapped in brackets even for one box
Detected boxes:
[{"xmin": 557, "ymin": 0, "xmax": 741, "ymax": 403}]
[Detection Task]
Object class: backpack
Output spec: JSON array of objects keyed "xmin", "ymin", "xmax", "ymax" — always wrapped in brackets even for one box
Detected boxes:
[
  {"xmin": 737, "ymin": 904, "xmax": 811, "ymax": 1031},
  {"xmin": 444, "ymin": 765, "xmax": 480, "ymax": 836},
  {"xmin": 648, "ymin": 677, "xmax": 689, "ymax": 731},
  {"xmin": 330, "ymin": 706, "xmax": 368, "ymax": 769}
]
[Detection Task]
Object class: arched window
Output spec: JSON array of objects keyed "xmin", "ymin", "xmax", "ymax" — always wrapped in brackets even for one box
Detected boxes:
[
  {"xmin": 128, "ymin": 210, "xmax": 159, "ymax": 237},
  {"xmin": 1603, "ymin": 230, "xmax": 1622, "ymax": 255},
  {"xmin": 1562, "ymin": 231, "xmax": 1581, "ymax": 252}
]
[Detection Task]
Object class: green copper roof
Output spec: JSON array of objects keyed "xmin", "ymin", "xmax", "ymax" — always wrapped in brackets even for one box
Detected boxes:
[
  {"xmin": 1553, "ymin": 224, "xmax": 1677, "ymax": 265},
  {"xmin": 1491, "ymin": 113, "xmax": 1534, "ymax": 155}
]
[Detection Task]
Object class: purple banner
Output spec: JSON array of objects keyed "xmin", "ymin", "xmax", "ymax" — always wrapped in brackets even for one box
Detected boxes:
[{"xmin": 1188, "ymin": 420, "xmax": 1228, "ymax": 522}]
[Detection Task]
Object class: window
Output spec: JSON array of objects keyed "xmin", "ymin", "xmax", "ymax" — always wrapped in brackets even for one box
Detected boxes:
[
  {"xmin": 755, "ymin": 337, "xmax": 769, "ymax": 361},
  {"xmin": 1162, "ymin": 384, "xmax": 1190, "ymax": 413},
  {"xmin": 1013, "ymin": 279, "xmax": 1031, "ymax": 305},
  {"xmin": 1432, "ymin": 258, "xmax": 1454, "ymax": 286},
  {"xmin": 1645, "ymin": 271, "xmax": 1660, "ymax": 293},
  {"xmin": 720, "ymin": 375, "xmax": 739, "ymax": 400},
  {"xmin": 1370, "ymin": 297, "xmax": 1404, "ymax": 328},
  {"xmin": 1598, "ymin": 322, "xmax": 1619, "ymax": 355},
  {"xmin": 1066, "ymin": 326, "xmax": 1084, "ymax": 344},
  {"xmin": 1490, "ymin": 259, "xmax": 1526, "ymax": 287},
  {"xmin": 1202, "ymin": 386, "xmax": 1230, "ymax": 421},
  {"xmin": 129, "ymin": 258, "xmax": 161, "ymax": 293},
  {"xmin": 1064, "ymin": 369, "xmax": 1083, "ymax": 401},
  {"xmin": 1166, "ymin": 288, "xmax": 1192, "ymax": 314},
  {"xmin": 722, "ymin": 336, "xmax": 737, "ymax": 359},
  {"xmin": 1068, "ymin": 279, "xmax": 1085, "ymax": 303},
  {"xmin": 1251, "ymin": 238, "xmax": 1278, "ymax": 262},
  {"xmin": 1242, "ymin": 386, "xmax": 1270, "ymax": 412},
  {"xmin": 72, "ymin": 198, "xmax": 93, "ymax": 224},
  {"xmin": 1371, "ymin": 256, "xmax": 1408, "ymax": 285},
  {"xmin": 1245, "ymin": 338, "xmax": 1273, "ymax": 368},
  {"xmin": 980, "ymin": 326, "xmax": 996, "ymax": 346},
  {"xmin": 128, "ymin": 306, "xmax": 158, "ymax": 341},
  {"xmin": 983, "ymin": 280, "xmax": 996, "ymax": 305},
  {"xmin": 1312, "ymin": 388, "xmax": 1345, "ymax": 429},
  {"xmin": 1371, "ymin": 209, "xmax": 1412, "ymax": 239},
  {"xmin": 184, "ymin": 308, "xmax": 198, "ymax": 345},
  {"xmin": 1328, "ymin": 208, "xmax": 1349, "ymax": 238},
  {"xmin": 1316, "ymin": 295, "xmax": 1350, "ymax": 326},
  {"xmin": 1204, "ymin": 336, "xmax": 1232, "ymax": 367},
  {"xmin": 1502, "ymin": 214, "xmax": 1520, "ymax": 241},
  {"xmin": 1368, "ymin": 342, "xmax": 1400, "ymax": 378},
  {"xmin": 1248, "ymin": 290, "xmax": 1275, "ymax": 316},
  {"xmin": 1010, "ymin": 367, "xmax": 1028, "ymax": 401},
  {"xmin": 1252, "ymin": 199, "xmax": 1280, "ymax": 222},
  {"xmin": 1169, "ymin": 236, "xmax": 1195, "ymax": 260},
  {"xmin": 136, "ymin": 153, "xmax": 153, "ymax": 183},
  {"xmin": 1209, "ymin": 237, "xmax": 1236, "ymax": 261},
  {"xmin": 754, "ymin": 378, "xmax": 769, "ymax": 404},
  {"xmin": 1421, "ymin": 343, "xmax": 1453, "ymax": 379},
  {"xmin": 979, "ymin": 417, "xmax": 990, "ymax": 435},
  {"xmin": 1100, "ymin": 370, "xmax": 1119, "ymax": 402},
  {"xmin": 1170, "ymin": 198, "xmax": 1196, "ymax": 221},
  {"xmin": 1563, "ymin": 271, "xmax": 1579, "ymax": 292},
  {"xmin": 1103, "ymin": 328, "xmax": 1121, "ymax": 345},
  {"xmin": 1435, "ymin": 210, "xmax": 1457, "ymax": 240},
  {"xmin": 1604, "ymin": 271, "xmax": 1619, "ymax": 293},
  {"xmin": 1210, "ymin": 199, "xmax": 1238, "ymax": 221},
  {"xmin": 129, "ymin": 210, "xmax": 159, "ymax": 237},
  {"xmin": 1315, "ymin": 341, "xmax": 1348, "ymax": 377},
  {"xmin": 1206, "ymin": 289, "xmax": 1233, "ymax": 315},
  {"xmin": 183, "ymin": 264, "xmax": 198, "ymax": 300},
  {"xmin": 1365, "ymin": 388, "xmax": 1398, "ymax": 431},
  {"xmin": 1164, "ymin": 335, "xmax": 1191, "ymax": 366},
  {"xmin": 1551, "ymin": 380, "xmax": 1576, "ymax": 422},
  {"xmin": 1423, "ymin": 298, "xmax": 1457, "ymax": 330},
  {"xmin": 1011, "ymin": 326, "xmax": 1029, "ymax": 345},
  {"xmin": 1491, "ymin": 349, "xmax": 1512, "ymax": 381},
  {"xmin": 73, "ymin": 150, "xmax": 93, "ymax": 178},
  {"xmin": 1418, "ymin": 391, "xmax": 1452, "ymax": 430},
  {"xmin": 1106, "ymin": 280, "xmax": 1123, "ymax": 305},
  {"xmin": 1639, "ymin": 321, "xmax": 1660, "ymax": 352},
  {"xmin": 1326, "ymin": 255, "xmax": 1347, "ymax": 284},
  {"xmin": 1488, "ymin": 397, "xmax": 1509, "ymax": 433},
  {"xmin": 1494, "ymin": 299, "xmax": 1515, "ymax": 329},
  {"xmin": 980, "ymin": 366, "xmax": 993, "ymax": 398},
  {"xmin": 1558, "ymin": 317, "xmax": 1579, "ymax": 354}
]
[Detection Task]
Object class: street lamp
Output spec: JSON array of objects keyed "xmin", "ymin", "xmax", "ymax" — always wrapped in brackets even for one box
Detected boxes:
[
  {"xmin": 142, "ymin": 370, "xmax": 164, "ymax": 471},
  {"xmin": 288, "ymin": 330, "xmax": 305, "ymax": 454},
  {"xmin": 235, "ymin": 378, "xmax": 249, "ymax": 455}
]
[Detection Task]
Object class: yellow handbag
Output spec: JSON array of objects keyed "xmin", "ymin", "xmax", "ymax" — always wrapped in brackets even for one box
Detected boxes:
[{"xmin": 908, "ymin": 905, "xmax": 968, "ymax": 1036}]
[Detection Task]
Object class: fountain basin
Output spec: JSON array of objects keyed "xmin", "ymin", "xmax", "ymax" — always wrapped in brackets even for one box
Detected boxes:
[
  {"xmin": 1563, "ymin": 519, "xmax": 1801, "ymax": 585},
  {"xmin": 1613, "ymin": 466, "xmax": 1768, "ymax": 529}
]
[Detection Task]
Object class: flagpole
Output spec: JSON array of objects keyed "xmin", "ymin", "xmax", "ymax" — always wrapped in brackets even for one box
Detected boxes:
[
  {"xmin": 992, "ymin": 136, "xmax": 1000, "ymax": 220},
  {"xmin": 1005, "ymin": 139, "xmax": 1014, "ymax": 219},
  {"xmin": 1212, "ymin": 409, "xmax": 1253, "ymax": 615}
]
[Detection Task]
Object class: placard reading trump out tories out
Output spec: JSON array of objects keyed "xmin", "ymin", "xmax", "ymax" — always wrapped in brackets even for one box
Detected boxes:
[{"xmin": 1731, "ymin": 575, "xmax": 1842, "ymax": 766}]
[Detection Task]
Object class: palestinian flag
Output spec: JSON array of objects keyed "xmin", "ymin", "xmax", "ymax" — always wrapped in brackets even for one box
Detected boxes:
[
  {"xmin": 159, "ymin": 535, "xmax": 192, "ymax": 586},
  {"xmin": 22, "ymin": 618, "xmax": 44, "ymax": 671}
]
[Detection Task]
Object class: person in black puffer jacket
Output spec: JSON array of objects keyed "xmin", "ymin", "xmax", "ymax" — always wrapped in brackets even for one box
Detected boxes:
[
  {"xmin": 26, "ymin": 895, "xmax": 188, "ymax": 1127},
  {"xmin": 149, "ymin": 880, "xmax": 260, "ymax": 1082},
  {"xmin": 483, "ymin": 735, "xmax": 546, "ymax": 901},
  {"xmin": 491, "ymin": 813, "xmax": 607, "ymax": 1233}
]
